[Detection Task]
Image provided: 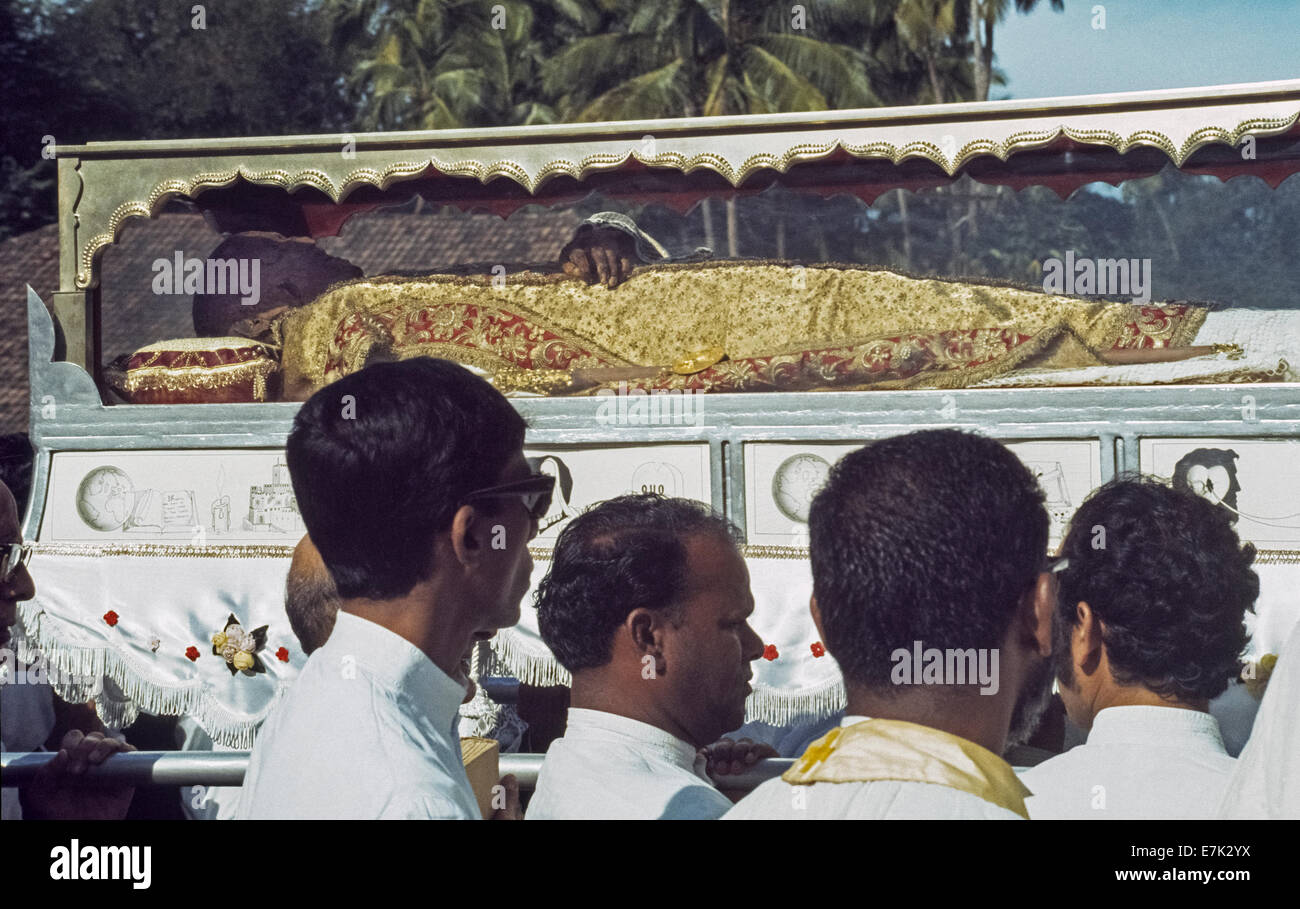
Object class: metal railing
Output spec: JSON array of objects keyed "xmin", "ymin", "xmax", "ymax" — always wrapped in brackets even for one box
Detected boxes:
[{"xmin": 0, "ymin": 751, "xmax": 792, "ymax": 793}]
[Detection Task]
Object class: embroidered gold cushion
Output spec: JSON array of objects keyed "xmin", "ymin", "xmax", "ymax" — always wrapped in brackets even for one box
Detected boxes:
[{"xmin": 105, "ymin": 337, "xmax": 282, "ymax": 405}]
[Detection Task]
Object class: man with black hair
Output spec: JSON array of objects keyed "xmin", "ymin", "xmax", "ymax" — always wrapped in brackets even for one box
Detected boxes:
[
  {"xmin": 1021, "ymin": 476, "xmax": 1258, "ymax": 819},
  {"xmin": 727, "ymin": 429, "xmax": 1055, "ymax": 819},
  {"xmin": 526, "ymin": 493, "xmax": 766, "ymax": 819},
  {"xmin": 237, "ymin": 357, "xmax": 553, "ymax": 819}
]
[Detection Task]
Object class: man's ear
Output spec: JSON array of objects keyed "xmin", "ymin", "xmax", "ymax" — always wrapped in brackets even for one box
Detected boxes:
[
  {"xmin": 448, "ymin": 504, "xmax": 488, "ymax": 570},
  {"xmin": 1074, "ymin": 600, "xmax": 1104, "ymax": 677},
  {"xmin": 1025, "ymin": 573, "xmax": 1054, "ymax": 658},
  {"xmin": 625, "ymin": 607, "xmax": 666, "ymax": 674}
]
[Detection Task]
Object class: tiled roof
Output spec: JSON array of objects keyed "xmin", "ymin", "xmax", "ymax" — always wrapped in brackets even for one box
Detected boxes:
[
  {"xmin": 319, "ymin": 206, "xmax": 582, "ymax": 274},
  {"xmin": 1, "ymin": 223, "xmax": 61, "ymax": 436},
  {"xmin": 0, "ymin": 207, "xmax": 583, "ymax": 434}
]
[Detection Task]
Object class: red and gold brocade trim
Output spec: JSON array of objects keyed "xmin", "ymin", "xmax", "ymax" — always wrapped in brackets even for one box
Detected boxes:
[
  {"xmin": 1111, "ymin": 304, "xmax": 1206, "ymax": 350},
  {"xmin": 614, "ymin": 328, "xmax": 1037, "ymax": 393},
  {"xmin": 323, "ymin": 300, "xmax": 631, "ymax": 385}
]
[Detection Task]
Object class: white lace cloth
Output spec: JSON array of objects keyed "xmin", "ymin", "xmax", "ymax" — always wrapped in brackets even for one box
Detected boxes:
[{"xmin": 974, "ymin": 308, "xmax": 1298, "ymax": 387}]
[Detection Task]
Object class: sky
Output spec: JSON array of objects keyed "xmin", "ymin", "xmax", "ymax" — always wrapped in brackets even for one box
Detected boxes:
[{"xmin": 994, "ymin": 0, "xmax": 1300, "ymax": 100}]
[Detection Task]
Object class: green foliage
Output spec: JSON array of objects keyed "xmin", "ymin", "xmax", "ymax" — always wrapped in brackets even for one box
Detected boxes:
[
  {"xmin": 327, "ymin": 0, "xmax": 569, "ymax": 130},
  {"xmin": 542, "ymin": 0, "xmax": 883, "ymax": 121},
  {"xmin": 0, "ymin": 0, "xmax": 350, "ymax": 238}
]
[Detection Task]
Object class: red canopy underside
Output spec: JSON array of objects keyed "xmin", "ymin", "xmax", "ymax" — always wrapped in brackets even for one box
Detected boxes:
[{"xmin": 188, "ymin": 125, "xmax": 1300, "ymax": 239}]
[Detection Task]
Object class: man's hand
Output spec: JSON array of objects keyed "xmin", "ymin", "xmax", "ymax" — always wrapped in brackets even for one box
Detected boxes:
[
  {"xmin": 490, "ymin": 773, "xmax": 521, "ymax": 820},
  {"xmin": 701, "ymin": 737, "xmax": 779, "ymax": 776},
  {"xmin": 21, "ymin": 729, "xmax": 136, "ymax": 820},
  {"xmin": 560, "ymin": 227, "xmax": 637, "ymax": 288}
]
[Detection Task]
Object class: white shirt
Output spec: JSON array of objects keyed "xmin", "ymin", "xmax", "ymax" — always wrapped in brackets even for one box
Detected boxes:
[
  {"xmin": 526, "ymin": 708, "xmax": 732, "ymax": 820},
  {"xmin": 724, "ymin": 716, "xmax": 1024, "ymax": 820},
  {"xmin": 236, "ymin": 611, "xmax": 478, "ymax": 819},
  {"xmin": 1218, "ymin": 618, "xmax": 1300, "ymax": 819},
  {"xmin": 1, "ymin": 661, "xmax": 58, "ymax": 821},
  {"xmin": 1020, "ymin": 705, "xmax": 1235, "ymax": 819}
]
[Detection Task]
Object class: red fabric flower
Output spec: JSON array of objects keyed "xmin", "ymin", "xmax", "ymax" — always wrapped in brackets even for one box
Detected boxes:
[
  {"xmin": 810, "ymin": 641, "xmax": 826, "ymax": 658},
  {"xmin": 763, "ymin": 644, "xmax": 779, "ymax": 661},
  {"xmin": 275, "ymin": 647, "xmax": 290, "ymax": 663},
  {"xmin": 185, "ymin": 646, "xmax": 201, "ymax": 662},
  {"xmin": 103, "ymin": 610, "xmax": 119, "ymax": 627}
]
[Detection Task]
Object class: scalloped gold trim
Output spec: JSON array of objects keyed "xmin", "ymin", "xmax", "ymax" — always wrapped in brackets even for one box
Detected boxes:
[
  {"xmin": 70, "ymin": 110, "xmax": 1300, "ymax": 288},
  {"xmin": 1062, "ymin": 115, "xmax": 1299, "ymax": 164}
]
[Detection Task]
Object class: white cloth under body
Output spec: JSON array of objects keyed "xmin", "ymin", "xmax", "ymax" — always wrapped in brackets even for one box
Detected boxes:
[
  {"xmin": 723, "ymin": 716, "xmax": 1024, "ymax": 820},
  {"xmin": 974, "ymin": 308, "xmax": 1299, "ymax": 387},
  {"xmin": 236, "ymin": 611, "xmax": 478, "ymax": 820},
  {"xmin": 526, "ymin": 708, "xmax": 731, "ymax": 820},
  {"xmin": 1020, "ymin": 705, "xmax": 1235, "ymax": 819},
  {"xmin": 1218, "ymin": 617, "xmax": 1300, "ymax": 819}
]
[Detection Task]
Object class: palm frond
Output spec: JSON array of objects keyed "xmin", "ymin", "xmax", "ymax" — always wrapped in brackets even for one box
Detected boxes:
[
  {"xmin": 736, "ymin": 43, "xmax": 828, "ymax": 113},
  {"xmin": 576, "ymin": 58, "xmax": 687, "ymax": 122},
  {"xmin": 747, "ymin": 33, "xmax": 879, "ymax": 108},
  {"xmin": 540, "ymin": 32, "xmax": 668, "ymax": 102}
]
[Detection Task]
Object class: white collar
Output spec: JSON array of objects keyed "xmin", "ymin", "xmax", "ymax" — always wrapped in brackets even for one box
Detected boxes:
[
  {"xmin": 563, "ymin": 708, "xmax": 701, "ymax": 771},
  {"xmin": 1087, "ymin": 705, "xmax": 1227, "ymax": 752},
  {"xmin": 323, "ymin": 611, "xmax": 467, "ymax": 732}
]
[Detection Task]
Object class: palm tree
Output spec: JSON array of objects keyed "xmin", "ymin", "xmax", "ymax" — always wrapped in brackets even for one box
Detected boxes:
[
  {"xmin": 326, "ymin": 0, "xmax": 564, "ymax": 129},
  {"xmin": 892, "ymin": 0, "xmax": 962, "ymax": 103},
  {"xmin": 540, "ymin": 1, "xmax": 883, "ymax": 254},
  {"xmin": 970, "ymin": 0, "xmax": 1064, "ymax": 102},
  {"xmin": 541, "ymin": 1, "xmax": 880, "ymax": 122}
]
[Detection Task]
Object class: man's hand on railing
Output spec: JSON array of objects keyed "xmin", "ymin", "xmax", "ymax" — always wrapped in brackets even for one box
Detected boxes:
[
  {"xmin": 20, "ymin": 730, "xmax": 136, "ymax": 820},
  {"xmin": 701, "ymin": 737, "xmax": 780, "ymax": 776}
]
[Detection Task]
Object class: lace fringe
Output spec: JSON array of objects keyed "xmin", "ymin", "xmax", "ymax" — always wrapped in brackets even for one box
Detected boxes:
[
  {"xmin": 744, "ymin": 679, "xmax": 846, "ymax": 727},
  {"xmin": 14, "ymin": 601, "xmax": 284, "ymax": 749},
  {"xmin": 487, "ymin": 627, "xmax": 845, "ymax": 726},
  {"xmin": 488, "ymin": 628, "xmax": 572, "ymax": 688}
]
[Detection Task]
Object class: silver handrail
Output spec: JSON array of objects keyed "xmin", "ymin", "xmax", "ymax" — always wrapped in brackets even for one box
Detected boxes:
[{"xmin": 0, "ymin": 751, "xmax": 792, "ymax": 792}]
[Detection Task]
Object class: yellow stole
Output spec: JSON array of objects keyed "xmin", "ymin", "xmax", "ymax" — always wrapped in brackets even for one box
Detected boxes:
[{"xmin": 782, "ymin": 719, "xmax": 1032, "ymax": 818}]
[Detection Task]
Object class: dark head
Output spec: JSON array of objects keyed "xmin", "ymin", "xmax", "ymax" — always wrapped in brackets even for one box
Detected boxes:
[
  {"xmin": 810, "ymin": 429, "xmax": 1050, "ymax": 685},
  {"xmin": 285, "ymin": 357, "xmax": 534, "ymax": 636},
  {"xmin": 536, "ymin": 494, "xmax": 763, "ymax": 748},
  {"xmin": 1053, "ymin": 475, "xmax": 1257, "ymax": 728},
  {"xmin": 808, "ymin": 430, "xmax": 1055, "ymax": 751}
]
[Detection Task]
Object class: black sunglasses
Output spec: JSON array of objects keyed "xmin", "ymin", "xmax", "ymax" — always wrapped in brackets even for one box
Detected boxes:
[
  {"xmin": 462, "ymin": 473, "xmax": 555, "ymax": 523},
  {"xmin": 2, "ymin": 542, "xmax": 33, "ymax": 585}
]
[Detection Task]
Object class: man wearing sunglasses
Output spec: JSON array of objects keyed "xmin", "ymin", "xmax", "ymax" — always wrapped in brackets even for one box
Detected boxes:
[
  {"xmin": 1, "ymin": 479, "xmax": 137, "ymax": 820},
  {"xmin": 237, "ymin": 357, "xmax": 551, "ymax": 819}
]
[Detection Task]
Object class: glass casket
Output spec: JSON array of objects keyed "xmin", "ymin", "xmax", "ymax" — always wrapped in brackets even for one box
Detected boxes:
[{"xmin": 18, "ymin": 79, "xmax": 1300, "ymax": 753}]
